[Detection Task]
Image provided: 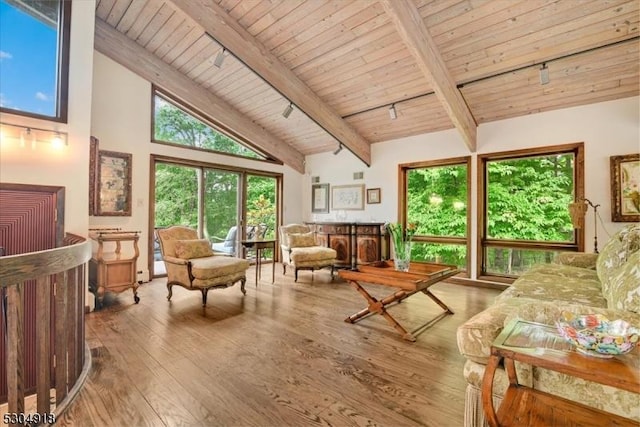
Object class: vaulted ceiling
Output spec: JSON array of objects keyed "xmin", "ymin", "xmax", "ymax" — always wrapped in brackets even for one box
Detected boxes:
[{"xmin": 94, "ymin": 0, "xmax": 640, "ymax": 173}]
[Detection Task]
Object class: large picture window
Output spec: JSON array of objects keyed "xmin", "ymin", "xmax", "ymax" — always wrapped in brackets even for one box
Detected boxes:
[
  {"xmin": 400, "ymin": 157, "xmax": 471, "ymax": 273},
  {"xmin": 478, "ymin": 143, "xmax": 584, "ymax": 279},
  {"xmin": 0, "ymin": 0, "xmax": 71, "ymax": 121},
  {"xmin": 153, "ymin": 89, "xmax": 276, "ymax": 162}
]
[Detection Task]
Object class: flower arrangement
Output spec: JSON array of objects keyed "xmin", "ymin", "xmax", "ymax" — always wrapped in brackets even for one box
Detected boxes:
[{"xmin": 385, "ymin": 222, "xmax": 417, "ymax": 271}]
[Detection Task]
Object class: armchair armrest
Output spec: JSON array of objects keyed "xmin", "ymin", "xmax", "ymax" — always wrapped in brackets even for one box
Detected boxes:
[
  {"xmin": 162, "ymin": 255, "xmax": 189, "ymax": 265},
  {"xmin": 554, "ymin": 252, "xmax": 598, "ymax": 269}
]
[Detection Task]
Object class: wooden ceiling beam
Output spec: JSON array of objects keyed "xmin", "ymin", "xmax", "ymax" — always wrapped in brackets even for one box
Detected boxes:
[
  {"xmin": 168, "ymin": 0, "xmax": 372, "ymax": 166},
  {"xmin": 380, "ymin": 0, "xmax": 477, "ymax": 152},
  {"xmin": 94, "ymin": 18, "xmax": 305, "ymax": 173}
]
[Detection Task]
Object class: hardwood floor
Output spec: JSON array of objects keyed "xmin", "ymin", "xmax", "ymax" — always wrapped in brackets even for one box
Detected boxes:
[{"xmin": 57, "ymin": 264, "xmax": 501, "ymax": 427}]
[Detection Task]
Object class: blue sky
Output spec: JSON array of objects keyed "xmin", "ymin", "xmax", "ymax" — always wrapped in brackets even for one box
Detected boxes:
[{"xmin": 0, "ymin": 0, "xmax": 57, "ymax": 116}]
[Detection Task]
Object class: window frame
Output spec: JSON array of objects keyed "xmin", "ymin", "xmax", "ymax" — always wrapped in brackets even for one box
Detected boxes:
[
  {"xmin": 399, "ymin": 156, "xmax": 472, "ymax": 276},
  {"xmin": 151, "ymin": 87, "xmax": 282, "ymax": 165},
  {"xmin": 0, "ymin": 0, "xmax": 71, "ymax": 122},
  {"xmin": 477, "ymin": 142, "xmax": 585, "ymax": 282}
]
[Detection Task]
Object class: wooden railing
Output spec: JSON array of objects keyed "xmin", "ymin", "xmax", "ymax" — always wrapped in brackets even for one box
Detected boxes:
[{"xmin": 0, "ymin": 233, "xmax": 91, "ymax": 422}]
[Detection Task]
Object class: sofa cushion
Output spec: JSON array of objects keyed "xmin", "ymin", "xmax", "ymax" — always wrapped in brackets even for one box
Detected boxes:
[
  {"xmin": 607, "ymin": 250, "xmax": 640, "ymax": 313},
  {"xmin": 553, "ymin": 252, "xmax": 598, "ymax": 269},
  {"xmin": 174, "ymin": 239, "xmax": 214, "ymax": 259},
  {"xmin": 190, "ymin": 256, "xmax": 249, "ymax": 279},
  {"xmin": 494, "ymin": 267, "xmax": 607, "ymax": 307},
  {"xmin": 597, "ymin": 224, "xmax": 640, "ymax": 294},
  {"xmin": 288, "ymin": 232, "xmax": 316, "ymax": 248}
]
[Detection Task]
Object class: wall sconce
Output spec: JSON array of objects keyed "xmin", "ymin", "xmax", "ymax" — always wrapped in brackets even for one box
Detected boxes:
[
  {"xmin": 0, "ymin": 122, "xmax": 68, "ymax": 149},
  {"xmin": 568, "ymin": 197, "xmax": 600, "ymax": 253}
]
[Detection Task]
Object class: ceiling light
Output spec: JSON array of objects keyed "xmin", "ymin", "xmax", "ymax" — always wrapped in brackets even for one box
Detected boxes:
[
  {"xmin": 389, "ymin": 104, "xmax": 397, "ymax": 120},
  {"xmin": 333, "ymin": 143, "xmax": 343, "ymax": 155},
  {"xmin": 282, "ymin": 102, "xmax": 293, "ymax": 118},
  {"xmin": 214, "ymin": 48, "xmax": 226, "ymax": 68},
  {"xmin": 539, "ymin": 63, "xmax": 550, "ymax": 85}
]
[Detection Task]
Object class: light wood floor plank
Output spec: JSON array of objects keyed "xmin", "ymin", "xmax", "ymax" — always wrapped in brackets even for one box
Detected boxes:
[{"xmin": 57, "ymin": 264, "xmax": 501, "ymax": 426}]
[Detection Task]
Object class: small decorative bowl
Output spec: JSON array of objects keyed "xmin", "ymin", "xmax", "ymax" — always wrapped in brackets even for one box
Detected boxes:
[{"xmin": 555, "ymin": 312, "xmax": 640, "ymax": 358}]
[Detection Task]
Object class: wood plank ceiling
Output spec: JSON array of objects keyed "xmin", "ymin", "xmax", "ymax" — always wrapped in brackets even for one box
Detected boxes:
[{"xmin": 94, "ymin": 0, "xmax": 639, "ymax": 172}]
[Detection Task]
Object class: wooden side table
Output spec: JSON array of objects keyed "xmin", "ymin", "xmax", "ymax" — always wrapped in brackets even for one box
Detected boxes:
[
  {"xmin": 240, "ymin": 239, "xmax": 275, "ymax": 284},
  {"xmin": 482, "ymin": 320, "xmax": 640, "ymax": 426},
  {"xmin": 89, "ymin": 230, "xmax": 140, "ymax": 308}
]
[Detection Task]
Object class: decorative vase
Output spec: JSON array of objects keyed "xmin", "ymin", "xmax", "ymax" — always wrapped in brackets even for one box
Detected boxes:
[{"xmin": 393, "ymin": 241, "xmax": 412, "ymax": 272}]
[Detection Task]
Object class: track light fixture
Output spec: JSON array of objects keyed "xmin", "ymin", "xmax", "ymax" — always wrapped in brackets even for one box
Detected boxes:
[
  {"xmin": 282, "ymin": 102, "xmax": 294, "ymax": 118},
  {"xmin": 389, "ymin": 103, "xmax": 397, "ymax": 120},
  {"xmin": 333, "ymin": 143, "xmax": 343, "ymax": 155},
  {"xmin": 539, "ymin": 63, "xmax": 550, "ymax": 85},
  {"xmin": 214, "ymin": 48, "xmax": 226, "ymax": 68}
]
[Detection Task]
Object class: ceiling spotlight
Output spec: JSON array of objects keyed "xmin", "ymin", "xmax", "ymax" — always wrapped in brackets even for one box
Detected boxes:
[
  {"xmin": 539, "ymin": 63, "xmax": 550, "ymax": 85},
  {"xmin": 333, "ymin": 143, "xmax": 343, "ymax": 155},
  {"xmin": 214, "ymin": 48, "xmax": 226, "ymax": 68},
  {"xmin": 389, "ymin": 104, "xmax": 397, "ymax": 120},
  {"xmin": 282, "ymin": 102, "xmax": 293, "ymax": 118}
]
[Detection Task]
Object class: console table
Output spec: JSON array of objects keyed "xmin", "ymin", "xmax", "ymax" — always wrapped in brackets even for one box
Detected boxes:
[
  {"xmin": 306, "ymin": 222, "xmax": 388, "ymax": 268},
  {"xmin": 89, "ymin": 229, "xmax": 140, "ymax": 308},
  {"xmin": 482, "ymin": 319, "xmax": 639, "ymax": 426}
]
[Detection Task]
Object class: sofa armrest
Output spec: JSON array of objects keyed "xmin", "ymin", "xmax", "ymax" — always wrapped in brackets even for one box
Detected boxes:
[{"xmin": 554, "ymin": 252, "xmax": 598, "ymax": 269}]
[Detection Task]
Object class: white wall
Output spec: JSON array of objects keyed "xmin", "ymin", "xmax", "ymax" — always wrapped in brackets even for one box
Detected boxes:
[
  {"xmin": 0, "ymin": 1, "xmax": 96, "ymax": 237},
  {"xmin": 90, "ymin": 52, "xmax": 304, "ymax": 279},
  {"xmin": 305, "ymin": 96, "xmax": 640, "ymax": 279}
]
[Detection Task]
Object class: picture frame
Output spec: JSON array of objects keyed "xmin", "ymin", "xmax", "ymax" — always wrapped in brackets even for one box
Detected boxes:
[
  {"xmin": 311, "ymin": 183, "xmax": 330, "ymax": 213},
  {"xmin": 95, "ymin": 149, "xmax": 133, "ymax": 216},
  {"xmin": 89, "ymin": 136, "xmax": 99, "ymax": 215},
  {"xmin": 331, "ymin": 184, "xmax": 365, "ymax": 210},
  {"xmin": 610, "ymin": 153, "xmax": 640, "ymax": 222},
  {"xmin": 366, "ymin": 187, "xmax": 381, "ymax": 204}
]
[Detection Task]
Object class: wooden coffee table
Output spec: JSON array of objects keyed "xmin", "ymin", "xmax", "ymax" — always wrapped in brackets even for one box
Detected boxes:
[{"xmin": 338, "ymin": 260, "xmax": 459, "ymax": 341}]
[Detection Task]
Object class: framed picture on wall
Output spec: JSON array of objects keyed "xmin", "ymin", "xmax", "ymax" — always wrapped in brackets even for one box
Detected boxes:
[
  {"xmin": 610, "ymin": 153, "xmax": 640, "ymax": 222},
  {"xmin": 331, "ymin": 184, "xmax": 365, "ymax": 210},
  {"xmin": 95, "ymin": 149, "xmax": 133, "ymax": 216},
  {"xmin": 311, "ymin": 183, "xmax": 330, "ymax": 213},
  {"xmin": 89, "ymin": 136, "xmax": 99, "ymax": 215},
  {"xmin": 367, "ymin": 188, "xmax": 381, "ymax": 204}
]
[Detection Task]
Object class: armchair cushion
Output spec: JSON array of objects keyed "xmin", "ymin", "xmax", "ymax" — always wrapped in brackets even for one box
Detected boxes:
[
  {"xmin": 174, "ymin": 239, "xmax": 214, "ymax": 259},
  {"xmin": 190, "ymin": 256, "xmax": 250, "ymax": 279},
  {"xmin": 288, "ymin": 232, "xmax": 316, "ymax": 248},
  {"xmin": 290, "ymin": 246, "xmax": 337, "ymax": 264}
]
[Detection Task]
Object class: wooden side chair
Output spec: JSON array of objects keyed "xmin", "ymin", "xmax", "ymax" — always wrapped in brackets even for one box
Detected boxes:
[
  {"xmin": 279, "ymin": 224, "xmax": 337, "ymax": 282},
  {"xmin": 156, "ymin": 226, "xmax": 250, "ymax": 306}
]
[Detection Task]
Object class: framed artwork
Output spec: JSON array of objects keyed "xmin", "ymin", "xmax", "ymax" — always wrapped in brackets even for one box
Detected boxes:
[
  {"xmin": 95, "ymin": 149, "xmax": 132, "ymax": 216},
  {"xmin": 610, "ymin": 153, "xmax": 640, "ymax": 222},
  {"xmin": 311, "ymin": 183, "xmax": 330, "ymax": 213},
  {"xmin": 89, "ymin": 136, "xmax": 99, "ymax": 215},
  {"xmin": 331, "ymin": 184, "xmax": 365, "ymax": 210},
  {"xmin": 367, "ymin": 188, "xmax": 381, "ymax": 204}
]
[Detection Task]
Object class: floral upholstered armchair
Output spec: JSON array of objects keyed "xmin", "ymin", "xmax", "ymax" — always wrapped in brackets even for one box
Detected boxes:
[
  {"xmin": 156, "ymin": 226, "xmax": 250, "ymax": 306},
  {"xmin": 279, "ymin": 224, "xmax": 337, "ymax": 282}
]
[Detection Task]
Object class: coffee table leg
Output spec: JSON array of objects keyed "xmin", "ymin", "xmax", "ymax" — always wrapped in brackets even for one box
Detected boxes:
[
  {"xmin": 422, "ymin": 289, "xmax": 454, "ymax": 314},
  {"xmin": 345, "ymin": 280, "xmax": 416, "ymax": 341}
]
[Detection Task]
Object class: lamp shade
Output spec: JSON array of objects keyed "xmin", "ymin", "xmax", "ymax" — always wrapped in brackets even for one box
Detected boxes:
[{"xmin": 568, "ymin": 201, "xmax": 587, "ymax": 229}]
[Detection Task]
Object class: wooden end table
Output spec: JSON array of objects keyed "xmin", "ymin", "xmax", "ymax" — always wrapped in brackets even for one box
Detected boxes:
[
  {"xmin": 482, "ymin": 319, "xmax": 640, "ymax": 427},
  {"xmin": 240, "ymin": 239, "xmax": 276, "ymax": 285},
  {"xmin": 338, "ymin": 260, "xmax": 459, "ymax": 342}
]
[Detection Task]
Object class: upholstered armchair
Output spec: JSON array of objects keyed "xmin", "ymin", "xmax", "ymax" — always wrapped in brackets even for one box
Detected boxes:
[
  {"xmin": 279, "ymin": 224, "xmax": 337, "ymax": 282},
  {"xmin": 156, "ymin": 226, "xmax": 250, "ymax": 306}
]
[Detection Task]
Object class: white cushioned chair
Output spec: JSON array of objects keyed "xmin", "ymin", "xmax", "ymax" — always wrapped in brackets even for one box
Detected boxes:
[
  {"xmin": 157, "ymin": 226, "xmax": 250, "ymax": 306},
  {"xmin": 279, "ymin": 224, "xmax": 337, "ymax": 282}
]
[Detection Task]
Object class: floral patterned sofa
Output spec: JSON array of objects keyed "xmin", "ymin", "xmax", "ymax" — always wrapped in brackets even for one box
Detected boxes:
[{"xmin": 456, "ymin": 224, "xmax": 640, "ymax": 426}]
